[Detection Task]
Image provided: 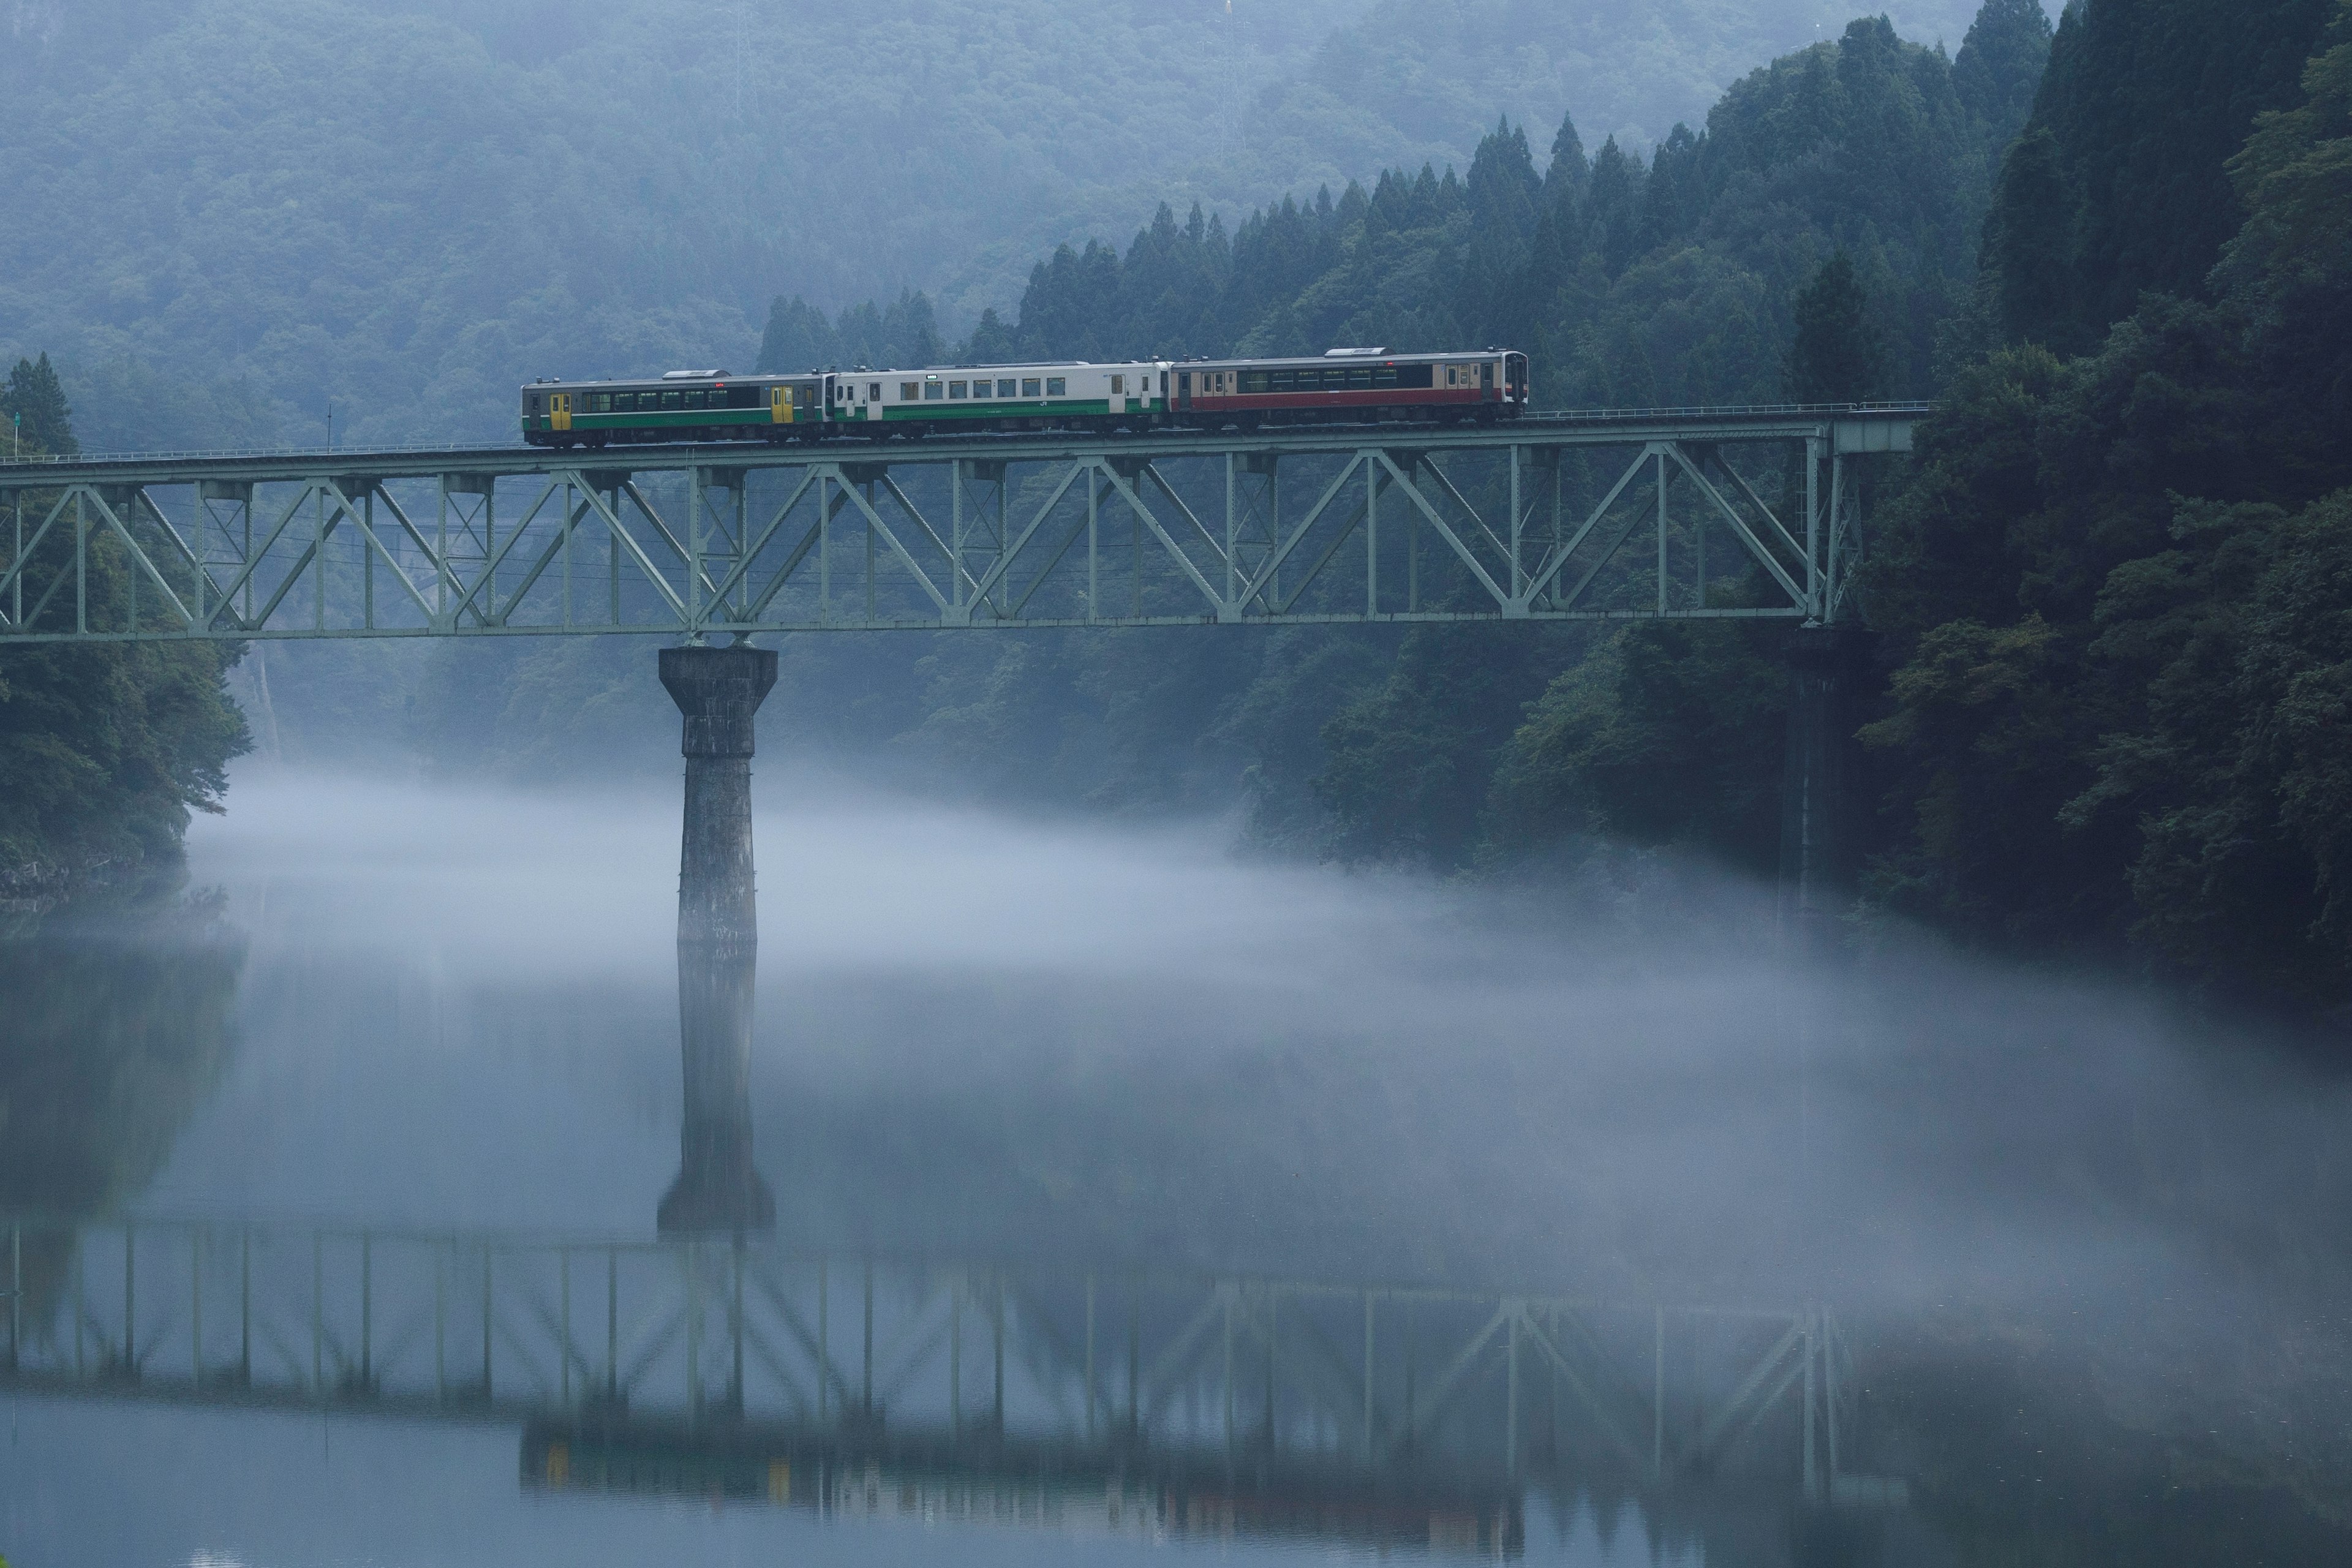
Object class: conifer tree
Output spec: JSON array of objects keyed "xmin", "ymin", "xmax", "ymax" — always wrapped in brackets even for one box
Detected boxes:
[
  {"xmin": 2, "ymin": 353, "xmax": 77, "ymax": 456},
  {"xmin": 1785, "ymin": 252, "xmax": 1883, "ymax": 402}
]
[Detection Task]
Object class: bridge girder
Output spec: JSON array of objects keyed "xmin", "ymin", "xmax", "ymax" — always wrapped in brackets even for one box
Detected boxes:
[
  {"xmin": 0, "ymin": 411, "xmax": 1917, "ymax": 644},
  {"xmin": 2, "ymin": 1213, "xmax": 1855, "ymax": 1500}
]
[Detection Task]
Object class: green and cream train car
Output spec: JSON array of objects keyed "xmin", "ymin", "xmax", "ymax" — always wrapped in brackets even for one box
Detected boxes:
[{"xmin": 522, "ymin": 361, "xmax": 1170, "ymax": 447}]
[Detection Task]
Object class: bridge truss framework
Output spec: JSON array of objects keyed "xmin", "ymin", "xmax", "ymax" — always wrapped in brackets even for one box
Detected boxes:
[
  {"xmin": 0, "ymin": 409, "xmax": 1918, "ymax": 646},
  {"xmin": 2, "ymin": 1213, "xmax": 1869, "ymax": 1509}
]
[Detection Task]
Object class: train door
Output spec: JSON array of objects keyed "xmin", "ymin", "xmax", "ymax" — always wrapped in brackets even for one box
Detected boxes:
[
  {"xmin": 1480, "ymin": 361, "xmax": 1495, "ymax": 397},
  {"xmin": 549, "ymin": 392, "xmax": 572, "ymax": 432}
]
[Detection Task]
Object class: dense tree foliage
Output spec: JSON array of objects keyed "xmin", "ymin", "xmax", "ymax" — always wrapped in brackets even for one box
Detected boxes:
[
  {"xmin": 1981, "ymin": 0, "xmax": 2337, "ymax": 352},
  {"xmin": 0, "ymin": 0, "xmax": 1991, "ymax": 450},
  {"xmin": 0, "ymin": 380, "xmax": 251, "ymax": 893},
  {"xmin": 1860, "ymin": 2, "xmax": 2352, "ymax": 998}
]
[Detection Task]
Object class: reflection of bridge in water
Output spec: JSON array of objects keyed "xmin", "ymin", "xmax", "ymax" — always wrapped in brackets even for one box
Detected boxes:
[{"xmin": 1, "ymin": 1215, "xmax": 1905, "ymax": 1557}]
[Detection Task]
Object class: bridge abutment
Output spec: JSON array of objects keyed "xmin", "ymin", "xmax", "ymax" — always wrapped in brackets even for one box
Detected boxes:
[
  {"xmin": 1777, "ymin": 625, "xmax": 1871, "ymax": 960},
  {"xmin": 657, "ymin": 643, "xmax": 778, "ymax": 1236}
]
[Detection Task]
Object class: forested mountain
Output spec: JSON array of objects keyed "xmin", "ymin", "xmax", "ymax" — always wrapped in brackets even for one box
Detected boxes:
[
  {"xmin": 0, "ymin": 0, "xmax": 1991, "ymax": 453},
  {"xmin": 431, "ymin": 2, "xmax": 2051, "ymax": 867},
  {"xmin": 1981, "ymin": 0, "xmax": 2340, "ymax": 352},
  {"xmin": 1856, "ymin": 0, "xmax": 2352, "ymax": 999},
  {"xmin": 15, "ymin": 0, "xmax": 2351, "ymax": 1012}
]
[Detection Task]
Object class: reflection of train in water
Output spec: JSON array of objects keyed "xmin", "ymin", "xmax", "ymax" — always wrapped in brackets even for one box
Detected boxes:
[
  {"xmin": 520, "ymin": 347, "xmax": 1531, "ymax": 447},
  {"xmin": 521, "ymin": 1424, "xmax": 1524, "ymax": 1558}
]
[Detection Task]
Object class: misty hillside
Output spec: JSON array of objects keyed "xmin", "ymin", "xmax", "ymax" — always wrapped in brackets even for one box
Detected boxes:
[{"xmin": 0, "ymin": 0, "xmax": 1991, "ymax": 450}]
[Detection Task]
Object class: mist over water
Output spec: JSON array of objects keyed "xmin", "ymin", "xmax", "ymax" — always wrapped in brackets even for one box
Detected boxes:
[
  {"xmin": 6, "ymin": 760, "xmax": 2350, "ymax": 1564},
  {"xmin": 164, "ymin": 763, "xmax": 2352, "ymax": 1341}
]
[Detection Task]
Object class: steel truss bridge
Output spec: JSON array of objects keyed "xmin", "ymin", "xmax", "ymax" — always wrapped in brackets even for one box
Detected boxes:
[
  {"xmin": 1, "ymin": 1215, "xmax": 1902, "ymax": 1540},
  {"xmin": 0, "ymin": 408, "xmax": 1919, "ymax": 645}
]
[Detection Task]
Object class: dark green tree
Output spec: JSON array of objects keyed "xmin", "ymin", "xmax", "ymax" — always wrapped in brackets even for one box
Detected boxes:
[
  {"xmin": 0, "ymin": 366, "xmax": 249, "ymax": 888},
  {"xmin": 1981, "ymin": 0, "xmax": 2338, "ymax": 350},
  {"xmin": 2, "ymin": 353, "xmax": 77, "ymax": 456},
  {"xmin": 1951, "ymin": 0, "xmax": 2056, "ymax": 151},
  {"xmin": 1785, "ymin": 252, "xmax": 1885, "ymax": 402}
]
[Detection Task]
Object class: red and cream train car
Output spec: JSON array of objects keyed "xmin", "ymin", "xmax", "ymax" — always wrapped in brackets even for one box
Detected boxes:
[{"xmin": 1174, "ymin": 347, "xmax": 1527, "ymax": 425}]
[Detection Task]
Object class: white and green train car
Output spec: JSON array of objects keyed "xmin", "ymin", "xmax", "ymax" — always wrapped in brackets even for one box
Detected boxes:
[
  {"xmin": 829, "ymin": 361, "xmax": 1170, "ymax": 431},
  {"xmin": 524, "ymin": 361, "xmax": 1172, "ymax": 447}
]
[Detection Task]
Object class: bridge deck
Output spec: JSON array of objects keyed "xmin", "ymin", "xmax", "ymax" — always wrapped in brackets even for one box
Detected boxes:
[{"xmin": 0, "ymin": 405, "xmax": 1920, "ymax": 643}]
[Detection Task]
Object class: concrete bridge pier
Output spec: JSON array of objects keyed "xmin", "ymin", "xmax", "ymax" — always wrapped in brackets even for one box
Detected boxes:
[
  {"xmin": 657, "ymin": 644, "xmax": 778, "ymax": 1237},
  {"xmin": 1777, "ymin": 625, "xmax": 1872, "ymax": 962}
]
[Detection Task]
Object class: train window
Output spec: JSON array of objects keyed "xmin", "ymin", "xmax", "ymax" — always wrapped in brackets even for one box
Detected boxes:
[
  {"xmin": 683, "ymin": 390, "xmax": 704, "ymax": 409},
  {"xmin": 869, "ymin": 383, "xmax": 881, "ymax": 401},
  {"xmin": 948, "ymin": 382, "xmax": 967, "ymax": 399},
  {"xmin": 1241, "ymin": 371, "xmax": 1269, "ymax": 394},
  {"xmin": 1348, "ymin": 368, "xmax": 1373, "ymax": 390},
  {"xmin": 1374, "ymin": 367, "xmax": 1398, "ymax": 388},
  {"xmin": 900, "ymin": 383, "xmax": 919, "ymax": 401},
  {"xmin": 924, "ymin": 380, "xmax": 944, "ymax": 401},
  {"xmin": 528, "ymin": 394, "xmax": 541, "ymax": 414},
  {"xmin": 1270, "ymin": 370, "xmax": 1295, "ymax": 392},
  {"xmin": 1482, "ymin": 361, "xmax": 1495, "ymax": 389},
  {"xmin": 1022, "ymin": 378, "xmax": 1042, "ymax": 398},
  {"xmin": 1000, "ymin": 379, "xmax": 1018, "ymax": 397},
  {"xmin": 1046, "ymin": 377, "xmax": 1066, "ymax": 396},
  {"xmin": 1111, "ymin": 374, "xmax": 1125, "ymax": 396},
  {"xmin": 1397, "ymin": 364, "xmax": 1433, "ymax": 389},
  {"xmin": 661, "ymin": 390, "xmax": 682, "ymax": 410}
]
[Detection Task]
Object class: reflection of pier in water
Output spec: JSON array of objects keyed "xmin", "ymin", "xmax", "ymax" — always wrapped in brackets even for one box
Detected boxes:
[{"xmin": 1, "ymin": 1216, "xmax": 1906, "ymax": 1556}]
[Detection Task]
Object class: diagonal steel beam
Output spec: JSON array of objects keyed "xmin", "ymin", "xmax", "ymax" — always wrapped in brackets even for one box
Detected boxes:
[
  {"xmin": 1237, "ymin": 454, "xmax": 1365, "ymax": 612},
  {"xmin": 0, "ymin": 489, "xmax": 77, "ymax": 623},
  {"xmin": 707, "ymin": 469, "xmax": 818, "ymax": 607},
  {"xmin": 619, "ymin": 481, "xmax": 725, "ymax": 605},
  {"xmin": 1374, "ymin": 453, "xmax": 1510, "ymax": 609},
  {"xmin": 129, "ymin": 489, "xmax": 242, "ymax": 626},
  {"xmin": 78, "ymin": 489, "xmax": 195, "ymax": 629},
  {"xmin": 1515, "ymin": 1309, "xmax": 1648, "ymax": 1468},
  {"xmin": 1709, "ymin": 451, "xmax": 1806, "ymax": 567},
  {"xmin": 1142, "ymin": 463, "xmax": 1231, "ymax": 575},
  {"xmin": 445, "ymin": 476, "xmax": 561, "ymax": 626},
  {"xmin": 1273, "ymin": 489, "xmax": 1371, "ymax": 617},
  {"xmin": 484, "ymin": 489, "xmax": 594, "ymax": 627},
  {"xmin": 965, "ymin": 462, "xmax": 1088, "ymax": 608},
  {"xmin": 875, "ymin": 472, "xmax": 984, "ymax": 603},
  {"xmin": 1417, "ymin": 456, "xmax": 1513, "ymax": 566},
  {"xmin": 201, "ymin": 483, "xmax": 322, "ymax": 630},
  {"xmin": 1523, "ymin": 445, "xmax": 1653, "ymax": 605},
  {"xmin": 1667, "ymin": 446, "xmax": 1806, "ymax": 607},
  {"xmin": 741, "ymin": 486, "xmax": 849, "ymax": 623},
  {"xmin": 832, "ymin": 472, "xmax": 949, "ymax": 613},
  {"xmin": 1096, "ymin": 464, "xmax": 1224, "ymax": 617},
  {"xmin": 319, "ymin": 482, "xmax": 435, "ymax": 624},
  {"xmin": 1389, "ymin": 1304, "xmax": 1509, "ymax": 1455},
  {"xmin": 1692, "ymin": 1317, "xmax": 1805, "ymax": 1458},
  {"xmin": 571, "ymin": 483, "xmax": 688, "ymax": 624}
]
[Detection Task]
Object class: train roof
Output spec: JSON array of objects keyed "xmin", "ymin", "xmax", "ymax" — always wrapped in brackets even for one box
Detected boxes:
[{"xmin": 1178, "ymin": 348, "xmax": 1515, "ymax": 370}]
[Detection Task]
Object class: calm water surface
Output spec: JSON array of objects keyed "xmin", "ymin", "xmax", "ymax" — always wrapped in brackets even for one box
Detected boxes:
[{"xmin": 2, "ymin": 766, "xmax": 2348, "ymax": 1566}]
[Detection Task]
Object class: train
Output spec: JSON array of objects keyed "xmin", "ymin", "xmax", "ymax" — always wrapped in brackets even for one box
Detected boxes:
[{"xmin": 520, "ymin": 347, "xmax": 1529, "ymax": 447}]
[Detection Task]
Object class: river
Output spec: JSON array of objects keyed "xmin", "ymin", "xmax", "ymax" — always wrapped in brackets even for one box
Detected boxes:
[{"xmin": 2, "ymin": 764, "xmax": 2347, "ymax": 1565}]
